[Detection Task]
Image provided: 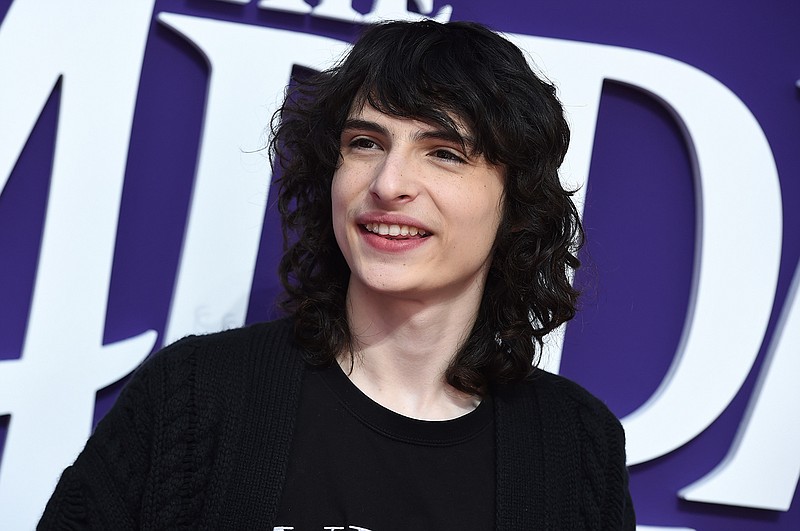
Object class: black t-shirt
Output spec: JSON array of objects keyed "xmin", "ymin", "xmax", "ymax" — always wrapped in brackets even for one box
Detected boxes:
[{"xmin": 275, "ymin": 362, "xmax": 495, "ymax": 531}]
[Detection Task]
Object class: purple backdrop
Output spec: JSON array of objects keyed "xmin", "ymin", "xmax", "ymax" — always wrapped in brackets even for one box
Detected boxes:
[{"xmin": 1, "ymin": 1, "xmax": 798, "ymax": 529}]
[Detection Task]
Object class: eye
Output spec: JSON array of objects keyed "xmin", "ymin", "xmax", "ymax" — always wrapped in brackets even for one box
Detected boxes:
[
  {"xmin": 431, "ymin": 149, "xmax": 466, "ymax": 164},
  {"xmin": 349, "ymin": 137, "xmax": 381, "ymax": 150}
]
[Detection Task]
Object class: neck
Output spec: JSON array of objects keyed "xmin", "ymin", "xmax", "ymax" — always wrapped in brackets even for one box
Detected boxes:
[{"xmin": 340, "ymin": 279, "xmax": 484, "ymax": 420}]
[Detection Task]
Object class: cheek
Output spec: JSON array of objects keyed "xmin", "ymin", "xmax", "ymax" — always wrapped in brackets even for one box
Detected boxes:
[
  {"xmin": 330, "ymin": 170, "xmax": 360, "ymax": 261},
  {"xmin": 331, "ymin": 164, "xmax": 372, "ymax": 223},
  {"xmin": 467, "ymin": 192, "xmax": 505, "ymax": 250},
  {"xmin": 484, "ymin": 177, "xmax": 506, "ymax": 232},
  {"xmin": 458, "ymin": 185, "xmax": 504, "ymax": 226},
  {"xmin": 331, "ymin": 165, "xmax": 360, "ymax": 206},
  {"xmin": 330, "ymin": 174, "xmax": 347, "ymax": 242}
]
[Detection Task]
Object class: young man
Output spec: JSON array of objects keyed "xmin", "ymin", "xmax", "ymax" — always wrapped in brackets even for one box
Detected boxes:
[{"xmin": 41, "ymin": 21, "xmax": 634, "ymax": 529}]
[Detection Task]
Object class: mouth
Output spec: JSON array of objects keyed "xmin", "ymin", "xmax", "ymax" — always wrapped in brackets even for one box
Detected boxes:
[{"xmin": 362, "ymin": 222, "xmax": 430, "ymax": 239}]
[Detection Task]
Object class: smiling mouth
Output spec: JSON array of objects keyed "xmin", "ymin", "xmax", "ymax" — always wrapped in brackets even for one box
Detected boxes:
[{"xmin": 362, "ymin": 223, "xmax": 430, "ymax": 238}]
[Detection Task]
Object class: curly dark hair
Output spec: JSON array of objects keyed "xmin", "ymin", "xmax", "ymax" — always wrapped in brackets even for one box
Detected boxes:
[{"xmin": 272, "ymin": 20, "xmax": 583, "ymax": 395}]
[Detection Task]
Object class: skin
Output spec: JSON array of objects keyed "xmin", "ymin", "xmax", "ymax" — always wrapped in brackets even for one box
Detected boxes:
[{"xmin": 331, "ymin": 104, "xmax": 505, "ymax": 420}]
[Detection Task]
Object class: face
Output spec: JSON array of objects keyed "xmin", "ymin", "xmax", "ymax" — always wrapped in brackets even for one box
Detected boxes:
[{"xmin": 331, "ymin": 104, "xmax": 505, "ymax": 305}]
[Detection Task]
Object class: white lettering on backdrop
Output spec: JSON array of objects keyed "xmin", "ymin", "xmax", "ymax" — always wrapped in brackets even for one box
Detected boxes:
[
  {"xmin": 680, "ymin": 261, "xmax": 800, "ymax": 511},
  {"xmin": 0, "ymin": 1, "xmax": 797, "ymax": 529},
  {"xmin": 0, "ymin": 0, "xmax": 158, "ymax": 529},
  {"xmin": 256, "ymin": 0, "xmax": 453, "ymax": 23}
]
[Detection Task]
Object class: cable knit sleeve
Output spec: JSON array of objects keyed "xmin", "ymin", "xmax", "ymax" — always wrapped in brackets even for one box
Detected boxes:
[
  {"xmin": 494, "ymin": 370, "xmax": 636, "ymax": 530},
  {"xmin": 37, "ymin": 338, "xmax": 199, "ymax": 530},
  {"xmin": 599, "ymin": 409, "xmax": 636, "ymax": 530},
  {"xmin": 617, "ymin": 431, "xmax": 636, "ymax": 530},
  {"xmin": 37, "ymin": 319, "xmax": 305, "ymax": 530},
  {"xmin": 569, "ymin": 378, "xmax": 635, "ymax": 531}
]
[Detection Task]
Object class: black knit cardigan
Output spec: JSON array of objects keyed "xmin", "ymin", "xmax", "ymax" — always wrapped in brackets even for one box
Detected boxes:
[{"xmin": 39, "ymin": 319, "xmax": 635, "ymax": 530}]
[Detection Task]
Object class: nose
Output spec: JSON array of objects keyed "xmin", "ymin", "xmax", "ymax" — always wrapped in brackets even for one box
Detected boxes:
[{"xmin": 368, "ymin": 150, "xmax": 420, "ymax": 204}]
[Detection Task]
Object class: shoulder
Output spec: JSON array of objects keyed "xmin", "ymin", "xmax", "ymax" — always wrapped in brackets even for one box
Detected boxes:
[
  {"xmin": 493, "ymin": 368, "xmax": 627, "ymax": 461},
  {"xmin": 537, "ymin": 370, "xmax": 618, "ymax": 418},
  {"xmin": 151, "ymin": 317, "xmax": 297, "ymax": 362},
  {"xmin": 142, "ymin": 317, "xmax": 301, "ymax": 378},
  {"xmin": 123, "ymin": 318, "xmax": 306, "ymax": 418},
  {"xmin": 496, "ymin": 368, "xmax": 621, "ymax": 426}
]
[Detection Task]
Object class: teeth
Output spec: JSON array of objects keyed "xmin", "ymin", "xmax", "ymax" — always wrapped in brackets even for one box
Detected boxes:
[{"xmin": 364, "ymin": 223, "xmax": 427, "ymax": 237}]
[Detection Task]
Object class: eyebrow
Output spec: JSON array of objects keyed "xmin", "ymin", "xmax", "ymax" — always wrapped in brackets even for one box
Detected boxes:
[
  {"xmin": 342, "ymin": 119, "xmax": 389, "ymax": 137},
  {"xmin": 342, "ymin": 118, "xmax": 476, "ymax": 153}
]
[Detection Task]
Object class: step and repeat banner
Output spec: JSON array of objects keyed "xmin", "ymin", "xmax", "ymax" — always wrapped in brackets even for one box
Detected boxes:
[{"xmin": 0, "ymin": 0, "xmax": 798, "ymax": 529}]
